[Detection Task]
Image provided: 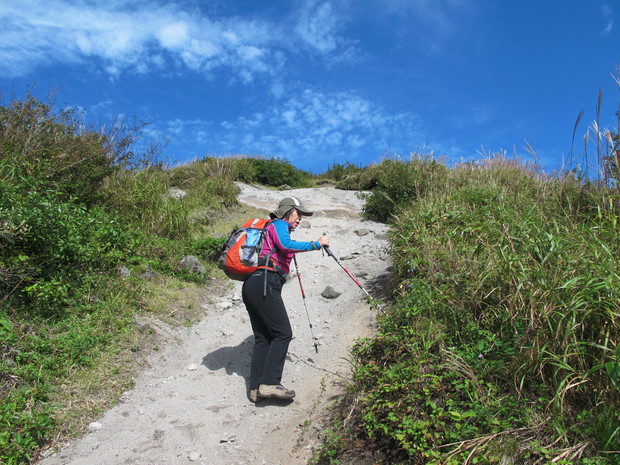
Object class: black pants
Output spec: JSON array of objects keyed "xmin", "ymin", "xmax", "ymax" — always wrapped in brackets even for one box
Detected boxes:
[{"xmin": 242, "ymin": 270, "xmax": 292, "ymax": 389}]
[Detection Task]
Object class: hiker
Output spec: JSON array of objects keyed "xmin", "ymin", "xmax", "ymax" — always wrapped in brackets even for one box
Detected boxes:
[{"xmin": 243, "ymin": 197, "xmax": 329, "ymax": 403}]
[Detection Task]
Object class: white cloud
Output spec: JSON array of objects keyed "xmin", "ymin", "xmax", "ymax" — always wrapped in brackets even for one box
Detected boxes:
[
  {"xmin": 0, "ymin": 0, "xmax": 358, "ymax": 80},
  {"xmin": 293, "ymin": 0, "xmax": 360, "ymax": 64},
  {"xmin": 381, "ymin": 0, "xmax": 469, "ymax": 26},
  {"xmin": 167, "ymin": 88, "xmax": 423, "ymax": 166},
  {"xmin": 282, "ymin": 110, "xmax": 297, "ymax": 126},
  {"xmin": 0, "ymin": 1, "xmax": 279, "ymax": 80},
  {"xmin": 347, "ymin": 134, "xmax": 365, "ymax": 148},
  {"xmin": 374, "ymin": 0, "xmax": 472, "ymax": 54},
  {"xmin": 157, "ymin": 22, "xmax": 190, "ymax": 49},
  {"xmin": 601, "ymin": 5, "xmax": 614, "ymax": 37},
  {"xmin": 295, "ymin": 1, "xmax": 339, "ymax": 53}
]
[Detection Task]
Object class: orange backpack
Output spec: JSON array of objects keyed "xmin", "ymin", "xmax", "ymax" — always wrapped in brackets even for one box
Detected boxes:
[{"xmin": 218, "ymin": 218, "xmax": 274, "ymax": 281}]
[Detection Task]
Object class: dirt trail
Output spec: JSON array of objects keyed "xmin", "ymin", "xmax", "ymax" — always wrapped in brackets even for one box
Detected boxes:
[{"xmin": 39, "ymin": 184, "xmax": 391, "ymax": 465}]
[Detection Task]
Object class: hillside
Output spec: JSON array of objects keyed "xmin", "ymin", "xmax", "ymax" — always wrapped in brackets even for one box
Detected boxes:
[{"xmin": 38, "ymin": 184, "xmax": 391, "ymax": 465}]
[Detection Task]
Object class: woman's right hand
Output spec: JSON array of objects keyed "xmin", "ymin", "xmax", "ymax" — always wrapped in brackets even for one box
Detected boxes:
[{"xmin": 317, "ymin": 236, "xmax": 330, "ymax": 248}]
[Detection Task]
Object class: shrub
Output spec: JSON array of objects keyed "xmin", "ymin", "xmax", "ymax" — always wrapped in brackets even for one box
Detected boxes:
[
  {"xmin": 325, "ymin": 161, "xmax": 365, "ymax": 181},
  {"xmin": 382, "ymin": 161, "xmax": 620, "ymax": 462},
  {"xmin": 317, "ymin": 157, "xmax": 620, "ymax": 465},
  {"xmin": 0, "ymin": 184, "xmax": 133, "ymax": 317},
  {"xmin": 248, "ymin": 157, "xmax": 312, "ymax": 188},
  {"xmin": 0, "ymin": 386, "xmax": 55, "ymax": 465},
  {"xmin": 179, "ymin": 155, "xmax": 313, "ymax": 188},
  {"xmin": 334, "ymin": 162, "xmax": 382, "ymax": 190},
  {"xmin": 188, "ymin": 236, "xmax": 226, "ymax": 263},
  {"xmin": 0, "ymin": 94, "xmax": 111, "ymax": 206},
  {"xmin": 362, "ymin": 155, "xmax": 449, "ymax": 222},
  {"xmin": 0, "ymin": 91, "xmax": 245, "ymax": 464}
]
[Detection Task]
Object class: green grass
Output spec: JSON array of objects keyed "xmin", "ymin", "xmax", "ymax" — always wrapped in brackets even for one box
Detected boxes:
[
  {"xmin": 311, "ymin": 155, "xmax": 620, "ymax": 465},
  {"xmin": 1, "ymin": 91, "xmax": 304, "ymax": 463},
  {"xmin": 3, "ymin": 88, "xmax": 620, "ymax": 465}
]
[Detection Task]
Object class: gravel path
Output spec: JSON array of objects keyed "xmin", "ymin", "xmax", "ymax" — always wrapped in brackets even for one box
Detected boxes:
[{"xmin": 39, "ymin": 184, "xmax": 391, "ymax": 465}]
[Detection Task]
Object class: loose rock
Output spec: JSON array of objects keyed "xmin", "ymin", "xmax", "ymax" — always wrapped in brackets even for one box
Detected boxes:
[
  {"xmin": 140, "ymin": 266, "xmax": 159, "ymax": 279},
  {"xmin": 88, "ymin": 422, "xmax": 102, "ymax": 432},
  {"xmin": 179, "ymin": 255, "xmax": 206, "ymax": 275},
  {"xmin": 116, "ymin": 266, "xmax": 131, "ymax": 278},
  {"xmin": 37, "ymin": 183, "xmax": 392, "ymax": 465},
  {"xmin": 167, "ymin": 187, "xmax": 187, "ymax": 199},
  {"xmin": 321, "ymin": 286, "xmax": 342, "ymax": 299},
  {"xmin": 187, "ymin": 450, "xmax": 201, "ymax": 461}
]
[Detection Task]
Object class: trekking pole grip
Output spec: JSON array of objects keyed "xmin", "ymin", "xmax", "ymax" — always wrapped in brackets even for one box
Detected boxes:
[{"xmin": 323, "ymin": 245, "xmax": 335, "ymax": 258}]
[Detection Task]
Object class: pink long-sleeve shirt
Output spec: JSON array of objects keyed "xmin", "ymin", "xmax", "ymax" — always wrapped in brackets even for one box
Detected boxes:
[{"xmin": 260, "ymin": 219, "xmax": 320, "ymax": 275}]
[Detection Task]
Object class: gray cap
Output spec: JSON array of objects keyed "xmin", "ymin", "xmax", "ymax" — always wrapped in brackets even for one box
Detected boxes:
[{"xmin": 270, "ymin": 196, "xmax": 314, "ymax": 219}]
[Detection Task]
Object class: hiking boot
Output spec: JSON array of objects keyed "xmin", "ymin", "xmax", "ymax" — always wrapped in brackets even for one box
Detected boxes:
[
  {"xmin": 258, "ymin": 384, "xmax": 296, "ymax": 400},
  {"xmin": 249, "ymin": 389, "xmax": 262, "ymax": 403}
]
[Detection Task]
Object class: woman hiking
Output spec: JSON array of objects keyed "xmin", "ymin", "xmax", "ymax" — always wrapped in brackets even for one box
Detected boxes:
[{"xmin": 243, "ymin": 196, "xmax": 329, "ymax": 403}]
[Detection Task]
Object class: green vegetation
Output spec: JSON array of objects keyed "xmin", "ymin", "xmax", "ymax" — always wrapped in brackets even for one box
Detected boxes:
[
  {"xmin": 313, "ymin": 153, "xmax": 620, "ymax": 464},
  {"xmin": 0, "ymin": 91, "xmax": 314, "ymax": 464},
  {"xmin": 324, "ymin": 161, "xmax": 366, "ymax": 183},
  {"xmin": 3, "ymin": 87, "xmax": 620, "ymax": 465},
  {"xmin": 192, "ymin": 155, "xmax": 314, "ymax": 189}
]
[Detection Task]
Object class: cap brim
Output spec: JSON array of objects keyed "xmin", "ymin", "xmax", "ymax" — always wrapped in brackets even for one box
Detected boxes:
[{"xmin": 271, "ymin": 204, "xmax": 314, "ymax": 218}]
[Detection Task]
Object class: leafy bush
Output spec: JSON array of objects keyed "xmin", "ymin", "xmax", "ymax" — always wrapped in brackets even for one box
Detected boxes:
[
  {"xmin": 315, "ymin": 156, "xmax": 620, "ymax": 465},
  {"xmin": 0, "ymin": 93, "xmax": 145, "ymax": 207},
  {"xmin": 350, "ymin": 331, "xmax": 529, "ymax": 464},
  {"xmin": 362, "ymin": 155, "xmax": 449, "ymax": 222},
  {"xmin": 0, "ymin": 184, "xmax": 133, "ymax": 317},
  {"xmin": 249, "ymin": 157, "xmax": 312, "ymax": 188},
  {"xmin": 325, "ymin": 161, "xmax": 365, "ymax": 182},
  {"xmin": 334, "ymin": 162, "xmax": 382, "ymax": 190},
  {"xmin": 0, "ymin": 92, "xmax": 209, "ymax": 463},
  {"xmin": 0, "ymin": 386, "xmax": 54, "ymax": 465},
  {"xmin": 174, "ymin": 155, "xmax": 313, "ymax": 189},
  {"xmin": 188, "ymin": 236, "xmax": 226, "ymax": 263},
  {"xmin": 0, "ymin": 275, "xmax": 143, "ymax": 464}
]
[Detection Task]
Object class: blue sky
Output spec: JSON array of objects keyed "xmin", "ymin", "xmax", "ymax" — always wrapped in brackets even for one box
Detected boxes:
[{"xmin": 1, "ymin": 0, "xmax": 618, "ymax": 174}]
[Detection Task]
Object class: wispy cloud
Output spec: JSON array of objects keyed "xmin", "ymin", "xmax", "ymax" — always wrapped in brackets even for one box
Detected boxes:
[
  {"xmin": 295, "ymin": 1, "xmax": 340, "ymax": 53},
  {"xmin": 374, "ymin": 0, "xmax": 472, "ymax": 53},
  {"xmin": 601, "ymin": 4, "xmax": 614, "ymax": 37},
  {"xmin": 162, "ymin": 89, "xmax": 423, "ymax": 167},
  {"xmin": 0, "ymin": 0, "xmax": 352, "ymax": 80}
]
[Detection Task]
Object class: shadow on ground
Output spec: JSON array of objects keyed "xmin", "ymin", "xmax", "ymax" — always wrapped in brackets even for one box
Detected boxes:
[
  {"xmin": 202, "ymin": 335, "xmax": 253, "ymax": 378},
  {"xmin": 202, "ymin": 335, "xmax": 297, "ymax": 407}
]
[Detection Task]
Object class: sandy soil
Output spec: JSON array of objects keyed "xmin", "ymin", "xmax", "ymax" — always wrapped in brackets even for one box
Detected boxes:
[{"xmin": 38, "ymin": 183, "xmax": 391, "ymax": 465}]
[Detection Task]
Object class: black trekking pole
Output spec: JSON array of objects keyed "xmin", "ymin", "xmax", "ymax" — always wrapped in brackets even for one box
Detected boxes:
[
  {"xmin": 323, "ymin": 246, "xmax": 386, "ymax": 314},
  {"xmin": 293, "ymin": 255, "xmax": 319, "ymax": 353}
]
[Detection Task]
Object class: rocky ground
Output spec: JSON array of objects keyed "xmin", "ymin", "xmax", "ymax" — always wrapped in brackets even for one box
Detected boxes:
[{"xmin": 39, "ymin": 183, "xmax": 391, "ymax": 465}]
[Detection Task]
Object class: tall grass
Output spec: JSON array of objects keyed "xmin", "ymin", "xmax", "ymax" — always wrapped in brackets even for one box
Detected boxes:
[
  {"xmin": 0, "ymin": 92, "xmax": 298, "ymax": 464},
  {"xmin": 313, "ymin": 153, "xmax": 620, "ymax": 464}
]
